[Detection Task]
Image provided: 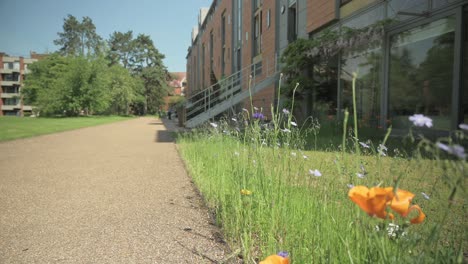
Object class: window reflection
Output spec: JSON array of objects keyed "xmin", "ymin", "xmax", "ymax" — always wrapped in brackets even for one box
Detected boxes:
[
  {"xmin": 463, "ymin": 10, "xmax": 468, "ymax": 124},
  {"xmin": 341, "ymin": 48, "xmax": 382, "ymax": 127},
  {"xmin": 389, "ymin": 16, "xmax": 455, "ymax": 130}
]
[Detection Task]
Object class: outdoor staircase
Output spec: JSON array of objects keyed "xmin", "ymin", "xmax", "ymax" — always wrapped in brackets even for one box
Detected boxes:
[{"xmin": 185, "ymin": 55, "xmax": 279, "ymax": 128}]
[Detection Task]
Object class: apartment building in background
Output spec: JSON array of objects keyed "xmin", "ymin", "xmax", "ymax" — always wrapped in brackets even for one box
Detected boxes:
[
  {"xmin": 186, "ymin": 0, "xmax": 467, "ymax": 131},
  {"xmin": 0, "ymin": 52, "xmax": 44, "ymax": 116}
]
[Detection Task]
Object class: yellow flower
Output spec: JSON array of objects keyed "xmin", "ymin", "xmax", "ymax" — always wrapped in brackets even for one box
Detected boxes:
[
  {"xmin": 240, "ymin": 189, "xmax": 252, "ymax": 196},
  {"xmin": 348, "ymin": 186, "xmax": 425, "ymax": 224}
]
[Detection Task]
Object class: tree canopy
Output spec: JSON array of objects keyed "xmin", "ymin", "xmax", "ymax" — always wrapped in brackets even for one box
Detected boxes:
[{"xmin": 26, "ymin": 15, "xmax": 171, "ymax": 116}]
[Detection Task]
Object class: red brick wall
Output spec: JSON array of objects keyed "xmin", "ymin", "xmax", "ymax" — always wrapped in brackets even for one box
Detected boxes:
[
  {"xmin": 246, "ymin": 1, "xmax": 276, "ymax": 119},
  {"xmin": 307, "ymin": 0, "xmax": 337, "ymax": 33}
]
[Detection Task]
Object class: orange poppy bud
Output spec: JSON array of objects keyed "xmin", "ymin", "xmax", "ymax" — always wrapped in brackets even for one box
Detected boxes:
[{"xmin": 259, "ymin": 254, "xmax": 290, "ymax": 264}]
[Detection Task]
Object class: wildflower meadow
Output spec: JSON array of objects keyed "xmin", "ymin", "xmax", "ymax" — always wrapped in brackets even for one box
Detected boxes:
[{"xmin": 177, "ymin": 75, "xmax": 467, "ymax": 263}]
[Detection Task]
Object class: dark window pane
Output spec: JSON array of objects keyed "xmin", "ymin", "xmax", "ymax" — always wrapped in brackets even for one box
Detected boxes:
[{"xmin": 389, "ymin": 16, "xmax": 455, "ymax": 130}]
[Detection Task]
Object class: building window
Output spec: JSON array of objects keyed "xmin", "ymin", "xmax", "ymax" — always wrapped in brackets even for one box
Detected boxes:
[
  {"xmin": 389, "ymin": 15, "xmax": 455, "ymax": 130},
  {"xmin": 463, "ymin": 9, "xmax": 468, "ymax": 124},
  {"xmin": 287, "ymin": 3, "xmax": 297, "ymax": 42},
  {"xmin": 267, "ymin": 9, "xmax": 271, "ymax": 28},
  {"xmin": 254, "ymin": 8, "xmax": 263, "ymax": 57},
  {"xmin": 340, "ymin": 0, "xmax": 352, "ymax": 6},
  {"xmin": 221, "ymin": 12, "xmax": 226, "ymax": 76}
]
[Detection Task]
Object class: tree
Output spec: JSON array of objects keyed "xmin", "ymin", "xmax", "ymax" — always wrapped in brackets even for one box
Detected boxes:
[
  {"xmin": 107, "ymin": 31, "xmax": 135, "ymax": 68},
  {"xmin": 140, "ymin": 66, "xmax": 170, "ymax": 114},
  {"xmin": 131, "ymin": 34, "xmax": 165, "ymax": 72},
  {"xmin": 22, "ymin": 54, "xmax": 70, "ymax": 115},
  {"xmin": 54, "ymin": 15, "xmax": 103, "ymax": 56},
  {"xmin": 108, "ymin": 65, "xmax": 143, "ymax": 115}
]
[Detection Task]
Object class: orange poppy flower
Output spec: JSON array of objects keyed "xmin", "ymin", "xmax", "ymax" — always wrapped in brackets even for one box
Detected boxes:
[
  {"xmin": 260, "ymin": 254, "xmax": 290, "ymax": 264},
  {"xmin": 348, "ymin": 186, "xmax": 425, "ymax": 224}
]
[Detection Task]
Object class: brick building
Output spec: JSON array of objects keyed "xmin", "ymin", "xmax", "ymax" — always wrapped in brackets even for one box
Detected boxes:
[
  {"xmin": 186, "ymin": 0, "xmax": 468, "ymax": 132},
  {"xmin": 0, "ymin": 52, "xmax": 44, "ymax": 116}
]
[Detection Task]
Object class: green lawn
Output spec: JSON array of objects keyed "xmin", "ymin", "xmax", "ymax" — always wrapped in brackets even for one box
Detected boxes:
[{"xmin": 0, "ymin": 116, "xmax": 133, "ymax": 142}]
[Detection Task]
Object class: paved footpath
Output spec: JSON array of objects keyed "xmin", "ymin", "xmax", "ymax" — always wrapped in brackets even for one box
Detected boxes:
[{"xmin": 0, "ymin": 117, "xmax": 229, "ymax": 263}]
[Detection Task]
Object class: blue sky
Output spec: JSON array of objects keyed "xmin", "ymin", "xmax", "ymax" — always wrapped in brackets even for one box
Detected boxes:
[{"xmin": 0, "ymin": 0, "xmax": 213, "ymax": 72}]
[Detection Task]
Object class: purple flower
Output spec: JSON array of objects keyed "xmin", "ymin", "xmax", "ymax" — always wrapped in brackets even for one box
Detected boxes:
[
  {"xmin": 459, "ymin": 124, "xmax": 468, "ymax": 131},
  {"xmin": 436, "ymin": 142, "xmax": 466, "ymax": 159},
  {"xmin": 277, "ymin": 251, "xmax": 289, "ymax": 258},
  {"xmin": 309, "ymin": 169, "xmax": 322, "ymax": 177},
  {"xmin": 421, "ymin": 192, "xmax": 430, "ymax": 200},
  {"xmin": 253, "ymin": 112, "xmax": 265, "ymax": 120},
  {"xmin": 409, "ymin": 114, "xmax": 433, "ymax": 128},
  {"xmin": 359, "ymin": 142, "xmax": 370, "ymax": 148}
]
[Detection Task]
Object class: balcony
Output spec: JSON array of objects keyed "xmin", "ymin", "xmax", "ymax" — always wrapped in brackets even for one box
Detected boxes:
[
  {"xmin": 1, "ymin": 80, "xmax": 21, "ymax": 86},
  {"xmin": 1, "ymin": 93, "xmax": 20, "ymax": 98},
  {"xmin": 1, "ymin": 104, "xmax": 21, "ymax": 111}
]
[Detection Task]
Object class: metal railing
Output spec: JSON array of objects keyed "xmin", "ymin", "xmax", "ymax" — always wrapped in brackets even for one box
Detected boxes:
[{"xmin": 186, "ymin": 54, "xmax": 279, "ymax": 121}]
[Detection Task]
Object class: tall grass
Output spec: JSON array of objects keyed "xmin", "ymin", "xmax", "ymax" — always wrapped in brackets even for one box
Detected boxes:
[{"xmin": 178, "ymin": 76, "xmax": 466, "ymax": 263}]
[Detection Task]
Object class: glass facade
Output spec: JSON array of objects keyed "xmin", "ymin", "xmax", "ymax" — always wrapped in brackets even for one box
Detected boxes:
[
  {"xmin": 463, "ymin": 9, "xmax": 468, "ymax": 124},
  {"xmin": 389, "ymin": 16, "xmax": 456, "ymax": 130},
  {"xmin": 341, "ymin": 47, "xmax": 382, "ymax": 127}
]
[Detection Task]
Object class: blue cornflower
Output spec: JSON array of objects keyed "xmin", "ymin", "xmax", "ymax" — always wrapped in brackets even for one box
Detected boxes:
[
  {"xmin": 253, "ymin": 112, "xmax": 265, "ymax": 120},
  {"xmin": 436, "ymin": 142, "xmax": 466, "ymax": 159}
]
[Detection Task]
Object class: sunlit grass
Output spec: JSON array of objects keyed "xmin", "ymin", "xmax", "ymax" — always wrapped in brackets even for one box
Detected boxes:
[
  {"xmin": 178, "ymin": 131, "xmax": 466, "ymax": 263},
  {"xmin": 177, "ymin": 75, "xmax": 466, "ymax": 263},
  {"xmin": 0, "ymin": 115, "xmax": 133, "ymax": 142}
]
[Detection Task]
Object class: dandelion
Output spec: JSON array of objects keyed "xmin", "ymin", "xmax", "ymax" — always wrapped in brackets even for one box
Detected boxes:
[
  {"xmin": 309, "ymin": 169, "xmax": 322, "ymax": 177},
  {"xmin": 281, "ymin": 128, "xmax": 291, "ymax": 133},
  {"xmin": 282, "ymin": 108, "xmax": 290, "ymax": 115},
  {"xmin": 436, "ymin": 142, "xmax": 466, "ymax": 159},
  {"xmin": 210, "ymin": 122, "xmax": 218, "ymax": 128},
  {"xmin": 291, "ymin": 121, "xmax": 297, "ymax": 127},
  {"xmin": 359, "ymin": 142, "xmax": 370, "ymax": 148},
  {"xmin": 421, "ymin": 192, "xmax": 430, "ymax": 200},
  {"xmin": 459, "ymin": 123, "xmax": 468, "ymax": 131},
  {"xmin": 240, "ymin": 189, "xmax": 252, "ymax": 196},
  {"xmin": 409, "ymin": 114, "xmax": 433, "ymax": 128},
  {"xmin": 260, "ymin": 251, "xmax": 290, "ymax": 264},
  {"xmin": 348, "ymin": 186, "xmax": 426, "ymax": 224}
]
